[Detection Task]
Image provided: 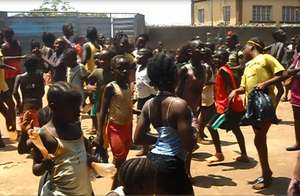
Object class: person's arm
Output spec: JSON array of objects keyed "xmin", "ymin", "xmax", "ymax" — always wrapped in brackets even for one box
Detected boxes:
[
  {"xmin": 32, "ymin": 146, "xmax": 54, "ymax": 176},
  {"xmin": 134, "ymin": 101, "xmax": 157, "ymax": 145},
  {"xmin": 82, "ymin": 44, "xmax": 91, "ymax": 65},
  {"xmin": 175, "ymin": 100, "xmax": 195, "ymax": 152},
  {"xmin": 13, "ymin": 75, "xmax": 22, "ymax": 112},
  {"xmin": 93, "ymin": 84, "xmax": 114, "ymax": 146},
  {"xmin": 175, "ymin": 67, "xmax": 188, "ymax": 98},
  {"xmin": 228, "ymin": 86, "xmax": 245, "ymax": 102}
]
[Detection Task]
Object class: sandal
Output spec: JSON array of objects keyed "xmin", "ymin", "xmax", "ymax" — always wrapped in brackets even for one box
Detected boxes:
[{"xmin": 251, "ymin": 176, "xmax": 272, "ymax": 190}]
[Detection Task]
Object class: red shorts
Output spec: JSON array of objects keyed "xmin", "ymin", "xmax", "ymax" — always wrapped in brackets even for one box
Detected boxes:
[
  {"xmin": 19, "ymin": 109, "xmax": 39, "ymax": 128},
  {"xmin": 106, "ymin": 121, "xmax": 132, "ymax": 161}
]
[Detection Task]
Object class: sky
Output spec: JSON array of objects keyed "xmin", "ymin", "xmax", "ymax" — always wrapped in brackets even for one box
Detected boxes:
[{"xmin": 0, "ymin": 0, "xmax": 191, "ymax": 26}]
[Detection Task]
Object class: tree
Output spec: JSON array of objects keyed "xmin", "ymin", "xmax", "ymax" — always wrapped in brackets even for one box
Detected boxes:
[{"xmin": 29, "ymin": 0, "xmax": 76, "ymax": 16}]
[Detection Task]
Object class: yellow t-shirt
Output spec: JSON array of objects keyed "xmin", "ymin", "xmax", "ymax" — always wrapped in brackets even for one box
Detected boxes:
[
  {"xmin": 241, "ymin": 54, "xmax": 285, "ymax": 106},
  {"xmin": 84, "ymin": 42, "xmax": 100, "ymax": 74},
  {"xmin": 0, "ymin": 51, "xmax": 9, "ymax": 92}
]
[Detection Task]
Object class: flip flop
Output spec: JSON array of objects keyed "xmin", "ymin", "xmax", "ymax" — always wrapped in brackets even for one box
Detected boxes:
[{"xmin": 251, "ymin": 177, "xmax": 272, "ymax": 190}]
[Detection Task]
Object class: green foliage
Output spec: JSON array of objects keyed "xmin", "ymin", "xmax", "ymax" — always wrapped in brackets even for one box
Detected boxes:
[{"xmin": 29, "ymin": 0, "xmax": 76, "ymax": 16}]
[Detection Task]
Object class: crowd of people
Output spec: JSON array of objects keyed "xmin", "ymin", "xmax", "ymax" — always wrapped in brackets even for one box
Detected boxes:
[{"xmin": 0, "ymin": 23, "xmax": 300, "ymax": 195}]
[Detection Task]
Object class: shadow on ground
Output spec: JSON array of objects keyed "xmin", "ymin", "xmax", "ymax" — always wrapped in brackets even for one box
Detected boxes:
[
  {"xmin": 192, "ymin": 174, "xmax": 237, "ymax": 188},
  {"xmin": 279, "ymin": 120, "xmax": 294, "ymax": 126},
  {"xmin": 192, "ymin": 152, "xmax": 212, "ymax": 162},
  {"xmin": 0, "ymin": 138, "xmax": 17, "ymax": 151},
  {"xmin": 255, "ymin": 176, "xmax": 291, "ymax": 196}
]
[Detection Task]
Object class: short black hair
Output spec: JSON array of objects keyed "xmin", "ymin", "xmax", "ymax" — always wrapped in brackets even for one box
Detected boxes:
[
  {"xmin": 24, "ymin": 54, "xmax": 41, "ymax": 70},
  {"xmin": 118, "ymin": 158, "xmax": 157, "ymax": 195},
  {"xmin": 272, "ymin": 29, "xmax": 286, "ymax": 42},
  {"xmin": 147, "ymin": 54, "xmax": 177, "ymax": 89},
  {"xmin": 2, "ymin": 27, "xmax": 14, "ymax": 39},
  {"xmin": 42, "ymin": 32, "xmax": 56, "ymax": 47},
  {"xmin": 62, "ymin": 23, "xmax": 73, "ymax": 35},
  {"xmin": 47, "ymin": 82, "xmax": 82, "ymax": 107},
  {"xmin": 248, "ymin": 37, "xmax": 265, "ymax": 53},
  {"xmin": 86, "ymin": 27, "xmax": 98, "ymax": 41},
  {"xmin": 30, "ymin": 39, "xmax": 41, "ymax": 51},
  {"xmin": 213, "ymin": 48, "xmax": 229, "ymax": 63},
  {"xmin": 135, "ymin": 34, "xmax": 149, "ymax": 43},
  {"xmin": 63, "ymin": 47, "xmax": 77, "ymax": 60}
]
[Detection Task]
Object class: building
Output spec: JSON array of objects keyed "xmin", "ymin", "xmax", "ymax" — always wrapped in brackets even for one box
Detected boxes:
[{"xmin": 192, "ymin": 0, "xmax": 300, "ymax": 26}]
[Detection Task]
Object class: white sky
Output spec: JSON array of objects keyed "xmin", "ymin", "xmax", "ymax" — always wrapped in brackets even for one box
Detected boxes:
[{"xmin": 0, "ymin": 0, "xmax": 191, "ymax": 26}]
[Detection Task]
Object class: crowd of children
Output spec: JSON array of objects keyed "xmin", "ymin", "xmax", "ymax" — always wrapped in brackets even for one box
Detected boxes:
[{"xmin": 0, "ymin": 24, "xmax": 300, "ymax": 195}]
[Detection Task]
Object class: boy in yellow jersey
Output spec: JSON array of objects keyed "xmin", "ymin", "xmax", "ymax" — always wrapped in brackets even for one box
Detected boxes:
[
  {"xmin": 82, "ymin": 27, "xmax": 101, "ymax": 74},
  {"xmin": 229, "ymin": 37, "xmax": 285, "ymax": 190}
]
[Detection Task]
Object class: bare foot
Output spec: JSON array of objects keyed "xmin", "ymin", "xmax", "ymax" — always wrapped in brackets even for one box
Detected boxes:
[
  {"xmin": 206, "ymin": 153, "xmax": 224, "ymax": 164},
  {"xmin": 234, "ymin": 155, "xmax": 250, "ymax": 162}
]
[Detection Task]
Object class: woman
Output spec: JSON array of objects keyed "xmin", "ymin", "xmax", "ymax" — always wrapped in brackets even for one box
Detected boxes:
[
  {"xmin": 134, "ymin": 54, "xmax": 195, "ymax": 195},
  {"xmin": 229, "ymin": 37, "xmax": 285, "ymax": 190}
]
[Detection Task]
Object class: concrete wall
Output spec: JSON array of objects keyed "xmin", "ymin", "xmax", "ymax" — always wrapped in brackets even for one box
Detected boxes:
[{"xmin": 146, "ymin": 26, "xmax": 300, "ymax": 50}]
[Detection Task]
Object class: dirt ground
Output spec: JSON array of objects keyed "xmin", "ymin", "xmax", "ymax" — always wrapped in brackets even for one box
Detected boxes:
[{"xmin": 0, "ymin": 97, "xmax": 297, "ymax": 195}]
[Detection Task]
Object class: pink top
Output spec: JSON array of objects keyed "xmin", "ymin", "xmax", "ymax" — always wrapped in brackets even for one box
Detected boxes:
[{"xmin": 291, "ymin": 53, "xmax": 300, "ymax": 107}]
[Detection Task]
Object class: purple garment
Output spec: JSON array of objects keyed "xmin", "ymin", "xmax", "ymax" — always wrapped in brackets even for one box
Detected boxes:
[{"xmin": 291, "ymin": 53, "xmax": 300, "ymax": 107}]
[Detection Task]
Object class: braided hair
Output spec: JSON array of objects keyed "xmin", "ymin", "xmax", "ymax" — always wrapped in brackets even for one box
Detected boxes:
[{"xmin": 118, "ymin": 158, "xmax": 157, "ymax": 195}]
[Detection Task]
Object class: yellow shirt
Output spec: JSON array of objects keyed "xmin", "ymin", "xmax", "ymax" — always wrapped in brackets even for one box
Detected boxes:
[
  {"xmin": 84, "ymin": 42, "xmax": 100, "ymax": 74},
  {"xmin": 0, "ymin": 51, "xmax": 9, "ymax": 92},
  {"xmin": 241, "ymin": 54, "xmax": 285, "ymax": 105}
]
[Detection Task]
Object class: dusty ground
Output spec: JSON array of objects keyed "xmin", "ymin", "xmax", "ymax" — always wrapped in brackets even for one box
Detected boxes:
[{"xmin": 0, "ymin": 98, "xmax": 297, "ymax": 195}]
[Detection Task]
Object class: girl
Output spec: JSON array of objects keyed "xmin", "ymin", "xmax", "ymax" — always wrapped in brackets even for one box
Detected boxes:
[
  {"xmin": 134, "ymin": 54, "xmax": 195, "ymax": 195},
  {"xmin": 229, "ymin": 37, "xmax": 285, "ymax": 190}
]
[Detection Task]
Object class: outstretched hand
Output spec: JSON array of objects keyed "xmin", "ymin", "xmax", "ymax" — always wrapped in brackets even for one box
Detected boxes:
[{"xmin": 20, "ymin": 111, "xmax": 33, "ymax": 133}]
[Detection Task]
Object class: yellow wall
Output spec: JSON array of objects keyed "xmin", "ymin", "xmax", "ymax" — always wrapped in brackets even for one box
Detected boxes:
[
  {"xmin": 194, "ymin": 0, "xmax": 237, "ymax": 26},
  {"xmin": 193, "ymin": 0, "xmax": 300, "ymax": 26},
  {"xmin": 242, "ymin": 0, "xmax": 300, "ymax": 25}
]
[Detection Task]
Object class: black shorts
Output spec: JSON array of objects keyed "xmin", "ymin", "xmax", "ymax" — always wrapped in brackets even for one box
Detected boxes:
[
  {"xmin": 208, "ymin": 111, "xmax": 244, "ymax": 131},
  {"xmin": 147, "ymin": 153, "xmax": 194, "ymax": 195}
]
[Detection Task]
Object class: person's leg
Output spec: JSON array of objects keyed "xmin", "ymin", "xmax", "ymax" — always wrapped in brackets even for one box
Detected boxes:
[
  {"xmin": 232, "ymin": 126, "xmax": 249, "ymax": 162},
  {"xmin": 206, "ymin": 126, "xmax": 224, "ymax": 163},
  {"xmin": 287, "ymin": 106, "xmax": 300, "ymax": 151},
  {"xmin": 197, "ymin": 105, "xmax": 215, "ymax": 141},
  {"xmin": 0, "ymin": 129, "xmax": 5, "ymax": 148},
  {"xmin": 252, "ymin": 121, "xmax": 273, "ymax": 189},
  {"xmin": 2, "ymin": 92, "xmax": 16, "ymax": 131}
]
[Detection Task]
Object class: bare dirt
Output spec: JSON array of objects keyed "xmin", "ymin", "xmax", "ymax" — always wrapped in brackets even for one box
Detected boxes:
[{"xmin": 0, "ymin": 98, "xmax": 297, "ymax": 195}]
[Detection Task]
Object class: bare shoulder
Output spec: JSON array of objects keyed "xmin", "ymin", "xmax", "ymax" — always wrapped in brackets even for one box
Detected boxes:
[{"xmin": 171, "ymin": 97, "xmax": 189, "ymax": 112}]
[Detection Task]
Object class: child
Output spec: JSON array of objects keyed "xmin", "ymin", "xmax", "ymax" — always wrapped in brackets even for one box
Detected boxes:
[
  {"xmin": 135, "ymin": 48, "xmax": 156, "ymax": 156},
  {"xmin": 93, "ymin": 55, "xmax": 134, "ymax": 187},
  {"xmin": 64, "ymin": 48, "xmax": 88, "ymax": 100},
  {"xmin": 106, "ymin": 158, "xmax": 157, "ymax": 196},
  {"xmin": 0, "ymin": 58, "xmax": 16, "ymax": 147},
  {"xmin": 31, "ymin": 82, "xmax": 93, "ymax": 195},
  {"xmin": 87, "ymin": 50, "xmax": 114, "ymax": 134},
  {"xmin": 13, "ymin": 54, "xmax": 45, "ymax": 128},
  {"xmin": 230, "ymin": 37, "xmax": 285, "ymax": 190},
  {"xmin": 134, "ymin": 54, "xmax": 195, "ymax": 195},
  {"xmin": 205, "ymin": 48, "xmax": 248, "ymax": 164}
]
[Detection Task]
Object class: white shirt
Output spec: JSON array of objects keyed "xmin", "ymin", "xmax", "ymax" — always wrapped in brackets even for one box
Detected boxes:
[{"xmin": 135, "ymin": 64, "xmax": 156, "ymax": 99}]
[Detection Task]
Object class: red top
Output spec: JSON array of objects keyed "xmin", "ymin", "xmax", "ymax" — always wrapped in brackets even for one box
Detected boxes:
[
  {"xmin": 2, "ymin": 41, "xmax": 22, "ymax": 79},
  {"xmin": 215, "ymin": 64, "xmax": 244, "ymax": 114}
]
